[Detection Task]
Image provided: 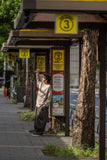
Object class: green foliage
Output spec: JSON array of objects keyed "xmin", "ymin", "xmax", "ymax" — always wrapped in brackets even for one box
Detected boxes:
[
  {"xmin": 43, "ymin": 143, "xmax": 99, "ymax": 158},
  {"xmin": 19, "ymin": 110, "xmax": 35, "ymax": 121},
  {"xmin": 11, "ymin": 98, "xmax": 17, "ymax": 104},
  {"xmin": 0, "ymin": 0, "xmax": 22, "ymax": 45},
  {"xmin": 0, "ymin": 0, "xmax": 22, "ymax": 76},
  {"xmin": 0, "ymin": 0, "xmax": 22, "ymax": 25},
  {"xmin": 14, "ymin": 80, "xmax": 21, "ymax": 87}
]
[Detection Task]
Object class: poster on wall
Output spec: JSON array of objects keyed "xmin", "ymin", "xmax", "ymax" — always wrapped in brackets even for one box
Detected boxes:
[
  {"xmin": 37, "ymin": 56, "xmax": 46, "ymax": 72},
  {"xmin": 53, "ymin": 72, "xmax": 64, "ymax": 93},
  {"xmin": 52, "ymin": 95, "xmax": 64, "ymax": 116},
  {"xmin": 53, "ymin": 50, "xmax": 64, "ymax": 71}
]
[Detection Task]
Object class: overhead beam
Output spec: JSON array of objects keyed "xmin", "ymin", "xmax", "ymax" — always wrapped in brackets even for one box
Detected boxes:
[
  {"xmin": 35, "ymin": 0, "xmax": 107, "ymax": 13},
  {"xmin": 7, "ymin": 30, "xmax": 82, "ymax": 46}
]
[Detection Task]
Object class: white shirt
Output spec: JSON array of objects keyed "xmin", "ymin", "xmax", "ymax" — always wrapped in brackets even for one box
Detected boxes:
[{"xmin": 36, "ymin": 73, "xmax": 52, "ymax": 108}]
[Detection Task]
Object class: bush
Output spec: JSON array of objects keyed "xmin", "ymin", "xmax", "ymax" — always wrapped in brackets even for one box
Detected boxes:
[
  {"xmin": 19, "ymin": 110, "xmax": 34, "ymax": 121},
  {"xmin": 42, "ymin": 143, "xmax": 99, "ymax": 158},
  {"xmin": 11, "ymin": 98, "xmax": 17, "ymax": 104}
]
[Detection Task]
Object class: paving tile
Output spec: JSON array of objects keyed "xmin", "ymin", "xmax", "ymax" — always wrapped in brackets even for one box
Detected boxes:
[{"xmin": 0, "ymin": 91, "xmax": 99, "ymax": 160}]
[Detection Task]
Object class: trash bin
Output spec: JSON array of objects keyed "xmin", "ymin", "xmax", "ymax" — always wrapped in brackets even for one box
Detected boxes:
[{"xmin": 16, "ymin": 87, "xmax": 25, "ymax": 103}]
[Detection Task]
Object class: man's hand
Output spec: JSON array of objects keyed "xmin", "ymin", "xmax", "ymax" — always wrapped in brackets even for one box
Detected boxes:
[{"xmin": 35, "ymin": 69, "xmax": 40, "ymax": 74}]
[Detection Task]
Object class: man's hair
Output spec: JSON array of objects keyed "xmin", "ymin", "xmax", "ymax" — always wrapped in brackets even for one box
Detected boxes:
[{"xmin": 44, "ymin": 74, "xmax": 51, "ymax": 84}]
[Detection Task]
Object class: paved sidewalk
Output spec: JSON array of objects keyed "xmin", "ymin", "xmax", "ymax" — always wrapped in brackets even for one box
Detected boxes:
[{"xmin": 0, "ymin": 89, "xmax": 98, "ymax": 160}]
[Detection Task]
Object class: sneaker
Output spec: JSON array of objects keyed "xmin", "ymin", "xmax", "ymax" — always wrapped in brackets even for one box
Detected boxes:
[{"xmin": 31, "ymin": 133, "xmax": 40, "ymax": 136}]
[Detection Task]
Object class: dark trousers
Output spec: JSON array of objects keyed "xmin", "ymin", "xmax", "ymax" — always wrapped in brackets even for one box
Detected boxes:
[{"xmin": 34, "ymin": 106, "xmax": 48, "ymax": 135}]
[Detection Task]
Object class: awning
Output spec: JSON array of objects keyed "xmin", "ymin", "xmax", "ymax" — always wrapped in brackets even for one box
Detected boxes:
[{"xmin": 14, "ymin": 0, "xmax": 107, "ymax": 29}]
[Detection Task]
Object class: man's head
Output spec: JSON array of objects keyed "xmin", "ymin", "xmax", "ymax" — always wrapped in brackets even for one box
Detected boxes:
[{"xmin": 42, "ymin": 74, "xmax": 51, "ymax": 84}]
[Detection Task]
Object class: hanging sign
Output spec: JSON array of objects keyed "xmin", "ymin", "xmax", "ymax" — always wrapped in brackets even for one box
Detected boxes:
[
  {"xmin": 19, "ymin": 49, "xmax": 30, "ymax": 58},
  {"xmin": 56, "ymin": 14, "xmax": 78, "ymax": 34},
  {"xmin": 37, "ymin": 56, "xmax": 46, "ymax": 72},
  {"xmin": 8, "ymin": 53, "xmax": 16, "ymax": 61},
  {"xmin": 52, "ymin": 95, "xmax": 64, "ymax": 116},
  {"xmin": 53, "ymin": 50, "xmax": 64, "ymax": 71},
  {"xmin": 53, "ymin": 73, "xmax": 64, "ymax": 93}
]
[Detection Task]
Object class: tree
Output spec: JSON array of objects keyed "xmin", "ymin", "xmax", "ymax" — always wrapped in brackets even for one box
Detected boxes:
[
  {"xmin": 72, "ymin": 29, "xmax": 99, "ymax": 148},
  {"xmin": 0, "ymin": 0, "xmax": 22, "ymax": 44},
  {"xmin": 0, "ymin": 0, "xmax": 22, "ymax": 76}
]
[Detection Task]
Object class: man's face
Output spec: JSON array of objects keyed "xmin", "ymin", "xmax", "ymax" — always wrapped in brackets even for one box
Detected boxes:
[{"xmin": 42, "ymin": 76, "xmax": 47, "ymax": 84}]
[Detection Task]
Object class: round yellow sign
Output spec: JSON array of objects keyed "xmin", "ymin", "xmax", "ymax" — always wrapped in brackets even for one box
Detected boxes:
[{"xmin": 60, "ymin": 15, "xmax": 73, "ymax": 32}]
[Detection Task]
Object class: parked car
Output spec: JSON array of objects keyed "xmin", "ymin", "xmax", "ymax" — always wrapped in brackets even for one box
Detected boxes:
[{"xmin": 0, "ymin": 77, "xmax": 5, "ymax": 88}]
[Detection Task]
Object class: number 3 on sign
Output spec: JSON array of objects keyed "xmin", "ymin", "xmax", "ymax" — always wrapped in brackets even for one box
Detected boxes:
[{"xmin": 56, "ymin": 14, "xmax": 78, "ymax": 34}]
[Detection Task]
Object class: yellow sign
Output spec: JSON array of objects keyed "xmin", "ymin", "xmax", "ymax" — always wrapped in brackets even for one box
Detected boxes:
[
  {"xmin": 53, "ymin": 50, "xmax": 64, "ymax": 71},
  {"xmin": 37, "ymin": 56, "xmax": 46, "ymax": 72},
  {"xmin": 56, "ymin": 14, "xmax": 78, "ymax": 34},
  {"xmin": 20, "ymin": 49, "xmax": 30, "ymax": 58},
  {"xmin": 8, "ymin": 53, "xmax": 16, "ymax": 61}
]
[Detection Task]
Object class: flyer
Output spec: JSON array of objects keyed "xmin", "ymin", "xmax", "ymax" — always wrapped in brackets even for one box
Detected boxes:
[
  {"xmin": 53, "ymin": 72, "xmax": 64, "ymax": 93},
  {"xmin": 52, "ymin": 95, "xmax": 64, "ymax": 116}
]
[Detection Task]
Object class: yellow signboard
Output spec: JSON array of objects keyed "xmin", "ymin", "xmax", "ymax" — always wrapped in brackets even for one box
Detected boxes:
[
  {"xmin": 19, "ymin": 49, "xmax": 30, "ymax": 58},
  {"xmin": 53, "ymin": 50, "xmax": 64, "ymax": 71},
  {"xmin": 56, "ymin": 14, "xmax": 78, "ymax": 34},
  {"xmin": 8, "ymin": 53, "xmax": 16, "ymax": 61},
  {"xmin": 37, "ymin": 56, "xmax": 46, "ymax": 72}
]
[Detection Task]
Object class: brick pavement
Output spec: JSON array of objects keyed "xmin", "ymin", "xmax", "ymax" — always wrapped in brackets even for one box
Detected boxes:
[{"xmin": 0, "ymin": 89, "xmax": 98, "ymax": 160}]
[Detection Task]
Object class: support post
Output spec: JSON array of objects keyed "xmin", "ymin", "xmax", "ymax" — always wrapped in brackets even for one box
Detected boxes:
[
  {"xmin": 99, "ymin": 30, "xmax": 106, "ymax": 160},
  {"xmin": 26, "ymin": 58, "xmax": 28, "ymax": 87},
  {"xmin": 31, "ymin": 81, "xmax": 35, "ymax": 111},
  {"xmin": 65, "ymin": 46, "xmax": 70, "ymax": 136}
]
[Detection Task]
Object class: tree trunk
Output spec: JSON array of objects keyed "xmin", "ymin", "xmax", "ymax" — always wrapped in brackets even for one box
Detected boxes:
[{"xmin": 72, "ymin": 29, "xmax": 98, "ymax": 148}]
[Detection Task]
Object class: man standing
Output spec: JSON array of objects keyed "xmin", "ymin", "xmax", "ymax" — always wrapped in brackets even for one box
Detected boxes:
[{"xmin": 32, "ymin": 69, "xmax": 52, "ymax": 136}]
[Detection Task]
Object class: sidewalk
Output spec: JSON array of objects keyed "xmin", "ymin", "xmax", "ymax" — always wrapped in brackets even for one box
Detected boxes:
[{"xmin": 0, "ymin": 90, "xmax": 98, "ymax": 160}]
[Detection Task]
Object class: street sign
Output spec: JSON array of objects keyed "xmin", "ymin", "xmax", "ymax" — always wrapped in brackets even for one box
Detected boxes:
[
  {"xmin": 8, "ymin": 53, "xmax": 16, "ymax": 61},
  {"xmin": 19, "ymin": 49, "xmax": 30, "ymax": 58},
  {"xmin": 56, "ymin": 14, "xmax": 78, "ymax": 34}
]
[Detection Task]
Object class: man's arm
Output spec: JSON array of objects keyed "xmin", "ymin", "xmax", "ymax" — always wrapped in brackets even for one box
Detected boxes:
[{"xmin": 35, "ymin": 69, "xmax": 42, "ymax": 86}]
